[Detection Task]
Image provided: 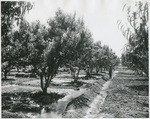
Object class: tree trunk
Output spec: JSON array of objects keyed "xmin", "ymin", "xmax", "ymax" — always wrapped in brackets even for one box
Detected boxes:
[
  {"xmin": 96, "ymin": 66, "xmax": 99, "ymax": 74},
  {"xmin": 40, "ymin": 75, "xmax": 44, "ymax": 92},
  {"xmin": 86, "ymin": 67, "xmax": 91, "ymax": 80},
  {"xmin": 100, "ymin": 68, "xmax": 102, "ymax": 72},
  {"xmin": 76, "ymin": 68, "xmax": 80, "ymax": 78},
  {"xmin": 4, "ymin": 71, "xmax": 7, "ymax": 80},
  {"xmin": 40, "ymin": 74, "xmax": 52, "ymax": 94},
  {"xmin": 71, "ymin": 71, "xmax": 75, "ymax": 79},
  {"xmin": 17, "ymin": 66, "xmax": 20, "ymax": 72},
  {"xmin": 90, "ymin": 67, "xmax": 93, "ymax": 74},
  {"xmin": 109, "ymin": 66, "xmax": 112, "ymax": 79},
  {"xmin": 4, "ymin": 69, "xmax": 8, "ymax": 80},
  {"xmin": 43, "ymin": 87, "xmax": 48, "ymax": 94},
  {"xmin": 40, "ymin": 74, "xmax": 48, "ymax": 94},
  {"xmin": 74, "ymin": 68, "xmax": 80, "ymax": 83}
]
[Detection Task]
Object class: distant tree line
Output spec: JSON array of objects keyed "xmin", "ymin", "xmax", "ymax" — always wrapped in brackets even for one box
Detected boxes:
[
  {"xmin": 119, "ymin": 1, "xmax": 148, "ymax": 76},
  {"xmin": 2, "ymin": 1, "xmax": 120, "ymax": 94}
]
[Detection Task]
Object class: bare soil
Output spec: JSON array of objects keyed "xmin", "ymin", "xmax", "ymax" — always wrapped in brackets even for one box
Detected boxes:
[
  {"xmin": 62, "ymin": 66, "xmax": 149, "ymax": 118},
  {"xmin": 96, "ymin": 66, "xmax": 148, "ymax": 118},
  {"xmin": 2, "ymin": 70, "xmax": 107, "ymax": 118},
  {"xmin": 2, "ymin": 66, "xmax": 148, "ymax": 118}
]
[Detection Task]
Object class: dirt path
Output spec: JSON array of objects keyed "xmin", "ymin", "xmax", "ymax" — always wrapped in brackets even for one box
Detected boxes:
[
  {"xmin": 84, "ymin": 66, "xmax": 148, "ymax": 118},
  {"xmin": 84, "ymin": 80, "xmax": 111, "ymax": 118},
  {"xmin": 84, "ymin": 71, "xmax": 118, "ymax": 118},
  {"xmin": 96, "ymin": 66, "xmax": 149, "ymax": 118}
]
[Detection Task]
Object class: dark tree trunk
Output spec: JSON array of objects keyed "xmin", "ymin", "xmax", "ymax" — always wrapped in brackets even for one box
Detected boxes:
[
  {"xmin": 74, "ymin": 77, "xmax": 77, "ymax": 83},
  {"xmin": 17, "ymin": 66, "xmax": 20, "ymax": 72},
  {"xmin": 40, "ymin": 74, "xmax": 49, "ymax": 94},
  {"xmin": 100, "ymin": 68, "xmax": 102, "ymax": 72},
  {"xmin": 90, "ymin": 67, "xmax": 93, "ymax": 74},
  {"xmin": 40, "ymin": 75, "xmax": 44, "ymax": 91},
  {"xmin": 109, "ymin": 65, "xmax": 112, "ymax": 79},
  {"xmin": 74, "ymin": 68, "xmax": 80, "ymax": 83},
  {"xmin": 71, "ymin": 71, "xmax": 75, "ymax": 79},
  {"xmin": 43, "ymin": 87, "xmax": 48, "ymax": 94},
  {"xmin": 96, "ymin": 66, "xmax": 99, "ymax": 74},
  {"xmin": 86, "ymin": 67, "xmax": 91, "ymax": 80},
  {"xmin": 76, "ymin": 68, "xmax": 80, "ymax": 78},
  {"xmin": 4, "ymin": 68, "xmax": 8, "ymax": 80},
  {"xmin": 4, "ymin": 70, "xmax": 7, "ymax": 80},
  {"xmin": 34, "ymin": 65, "xmax": 57, "ymax": 95}
]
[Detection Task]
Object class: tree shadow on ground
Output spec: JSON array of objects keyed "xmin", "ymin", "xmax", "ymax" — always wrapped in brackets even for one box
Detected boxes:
[
  {"xmin": 62, "ymin": 81, "xmax": 87, "ymax": 88},
  {"xmin": 56, "ymin": 75, "xmax": 72, "ymax": 78},
  {"xmin": 133, "ymin": 78, "xmax": 149, "ymax": 81},
  {"xmin": 127, "ymin": 85, "xmax": 148, "ymax": 91},
  {"xmin": 15, "ymin": 73, "xmax": 37, "ymax": 78},
  {"xmin": 2, "ymin": 91, "xmax": 65, "ymax": 114},
  {"xmin": 50, "ymin": 82, "xmax": 61, "ymax": 87},
  {"xmin": 91, "ymin": 73, "xmax": 104, "ymax": 76},
  {"xmin": 32, "ymin": 92, "xmax": 65, "ymax": 105},
  {"xmin": 2, "ymin": 78, "xmax": 15, "ymax": 81}
]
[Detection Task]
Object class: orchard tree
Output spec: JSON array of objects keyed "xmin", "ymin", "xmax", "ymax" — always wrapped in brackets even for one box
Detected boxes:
[
  {"xmin": 25, "ymin": 10, "xmax": 94, "ymax": 93},
  {"xmin": 100, "ymin": 45, "xmax": 111, "ymax": 71},
  {"xmin": 66, "ymin": 29, "xmax": 93, "ymax": 82},
  {"xmin": 1, "ymin": 1, "xmax": 32, "ymax": 42},
  {"xmin": 91, "ymin": 43, "xmax": 120, "ymax": 74},
  {"xmin": 15, "ymin": 19, "xmax": 62, "ymax": 94},
  {"xmin": 47, "ymin": 10, "xmax": 94, "ymax": 82},
  {"xmin": 119, "ymin": 1, "xmax": 148, "ymax": 76},
  {"xmin": 1, "ymin": 1, "xmax": 32, "ymax": 79},
  {"xmin": 91, "ymin": 41, "xmax": 104, "ymax": 73},
  {"xmin": 26, "ymin": 21, "xmax": 52, "ymax": 94}
]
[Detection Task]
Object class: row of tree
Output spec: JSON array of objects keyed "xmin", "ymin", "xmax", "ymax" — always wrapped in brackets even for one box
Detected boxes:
[
  {"xmin": 2, "ymin": 1, "xmax": 120, "ymax": 93},
  {"xmin": 120, "ymin": 1, "xmax": 148, "ymax": 76}
]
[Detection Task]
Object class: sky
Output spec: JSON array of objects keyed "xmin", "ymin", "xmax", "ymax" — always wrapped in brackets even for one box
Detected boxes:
[{"xmin": 25, "ymin": 0, "xmax": 134, "ymax": 57}]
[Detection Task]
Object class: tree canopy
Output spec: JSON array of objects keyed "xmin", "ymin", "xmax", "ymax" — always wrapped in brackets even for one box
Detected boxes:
[
  {"xmin": 119, "ymin": 1, "xmax": 148, "ymax": 76},
  {"xmin": 1, "ymin": 1, "xmax": 33, "ymax": 79},
  {"xmin": 2, "ymin": 5, "xmax": 120, "ymax": 93}
]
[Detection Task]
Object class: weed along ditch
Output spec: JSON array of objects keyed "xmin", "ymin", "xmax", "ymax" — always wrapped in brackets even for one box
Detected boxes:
[{"xmin": 2, "ymin": 70, "xmax": 110, "ymax": 118}]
